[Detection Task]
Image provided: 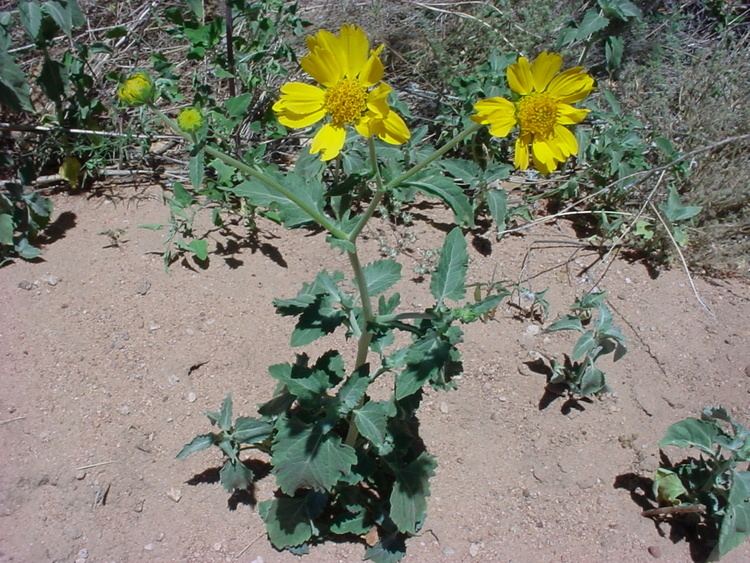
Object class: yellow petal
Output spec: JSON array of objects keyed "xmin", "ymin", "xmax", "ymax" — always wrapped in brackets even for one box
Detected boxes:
[
  {"xmin": 531, "ymin": 51, "xmax": 563, "ymax": 92},
  {"xmin": 359, "ymin": 45, "xmax": 385, "ymax": 86},
  {"xmin": 311, "ymin": 123, "xmax": 347, "ymax": 160},
  {"xmin": 514, "ymin": 137, "xmax": 529, "ymax": 170},
  {"xmin": 366, "ymin": 82, "xmax": 392, "ymax": 117},
  {"xmin": 275, "ymin": 82, "xmax": 325, "ymax": 114},
  {"xmin": 339, "ymin": 24, "xmax": 369, "ymax": 77},
  {"xmin": 301, "ymin": 47, "xmax": 343, "ymax": 87},
  {"xmin": 557, "ymin": 103, "xmax": 589, "ymax": 125},
  {"xmin": 472, "ymin": 97, "xmax": 515, "ymax": 123},
  {"xmin": 507, "ymin": 56, "xmax": 534, "ymax": 95},
  {"xmin": 532, "ymin": 138, "xmax": 559, "ymax": 172},
  {"xmin": 547, "ymin": 67, "xmax": 594, "ymax": 103},
  {"xmin": 306, "ymin": 29, "xmax": 338, "ymax": 55},
  {"xmin": 276, "ymin": 107, "xmax": 326, "ymax": 128},
  {"xmin": 355, "ymin": 115, "xmax": 374, "ymax": 138},
  {"xmin": 376, "ymin": 110, "xmax": 410, "ymax": 145},
  {"xmin": 532, "ymin": 152, "xmax": 555, "ymax": 174},
  {"xmin": 552, "ymin": 124, "xmax": 578, "ymax": 157}
]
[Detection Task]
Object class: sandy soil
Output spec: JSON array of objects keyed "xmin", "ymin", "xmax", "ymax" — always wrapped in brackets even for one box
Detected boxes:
[{"xmin": 1, "ymin": 186, "xmax": 749, "ymax": 563}]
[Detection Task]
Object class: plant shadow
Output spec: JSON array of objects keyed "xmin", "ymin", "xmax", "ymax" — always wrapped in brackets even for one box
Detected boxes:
[
  {"xmin": 37, "ymin": 211, "xmax": 77, "ymax": 245},
  {"xmin": 186, "ymin": 458, "xmax": 271, "ymax": 511}
]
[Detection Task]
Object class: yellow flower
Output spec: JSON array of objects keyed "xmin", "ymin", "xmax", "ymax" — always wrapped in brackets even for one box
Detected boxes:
[
  {"xmin": 177, "ymin": 107, "xmax": 203, "ymax": 134},
  {"xmin": 117, "ymin": 72, "xmax": 154, "ymax": 107},
  {"xmin": 472, "ymin": 52, "xmax": 594, "ymax": 174},
  {"xmin": 272, "ymin": 24, "xmax": 410, "ymax": 161}
]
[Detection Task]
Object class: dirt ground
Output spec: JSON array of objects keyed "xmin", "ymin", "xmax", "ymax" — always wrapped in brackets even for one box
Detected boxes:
[{"xmin": 1, "ymin": 186, "xmax": 749, "ymax": 563}]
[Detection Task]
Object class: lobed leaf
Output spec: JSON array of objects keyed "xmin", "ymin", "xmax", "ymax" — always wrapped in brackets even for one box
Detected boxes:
[
  {"xmin": 233, "ymin": 417, "xmax": 272, "ymax": 444},
  {"xmin": 362, "ymin": 259, "xmax": 402, "ymax": 296},
  {"xmin": 389, "ymin": 452, "xmax": 437, "ymax": 534},
  {"xmin": 219, "ymin": 459, "xmax": 253, "ymax": 492},
  {"xmin": 660, "ymin": 417, "xmax": 719, "ymax": 456},
  {"xmin": 272, "ymin": 417, "xmax": 357, "ymax": 494},
  {"xmin": 430, "ymin": 227, "xmax": 468, "ymax": 305},
  {"xmin": 176, "ymin": 433, "xmax": 216, "ymax": 460},
  {"xmin": 259, "ymin": 492, "xmax": 327, "ymax": 549},
  {"xmin": 354, "ymin": 400, "xmax": 396, "ymax": 451},
  {"xmin": 408, "ymin": 176, "xmax": 474, "ymax": 227}
]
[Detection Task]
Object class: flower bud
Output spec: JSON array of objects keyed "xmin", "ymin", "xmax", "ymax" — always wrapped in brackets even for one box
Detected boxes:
[
  {"xmin": 177, "ymin": 107, "xmax": 203, "ymax": 134},
  {"xmin": 117, "ymin": 72, "xmax": 154, "ymax": 106}
]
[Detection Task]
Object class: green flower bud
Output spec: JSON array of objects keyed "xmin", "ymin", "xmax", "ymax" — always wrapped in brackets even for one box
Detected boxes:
[
  {"xmin": 117, "ymin": 72, "xmax": 154, "ymax": 106},
  {"xmin": 177, "ymin": 107, "xmax": 203, "ymax": 134}
]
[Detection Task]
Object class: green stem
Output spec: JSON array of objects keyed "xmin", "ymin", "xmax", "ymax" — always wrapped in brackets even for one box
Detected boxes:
[
  {"xmin": 349, "ymin": 122, "xmax": 482, "ymax": 241},
  {"xmin": 152, "ymin": 108, "xmax": 348, "ymax": 240}
]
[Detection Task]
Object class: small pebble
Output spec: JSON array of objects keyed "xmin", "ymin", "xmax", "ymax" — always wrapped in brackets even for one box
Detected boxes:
[
  {"xmin": 443, "ymin": 547, "xmax": 456, "ymax": 557},
  {"xmin": 469, "ymin": 542, "xmax": 481, "ymax": 557},
  {"xmin": 157, "ymin": 533, "xmax": 165, "ymax": 542},
  {"xmin": 250, "ymin": 557, "xmax": 264, "ymax": 563},
  {"xmin": 136, "ymin": 280, "xmax": 151, "ymax": 296},
  {"xmin": 647, "ymin": 545, "xmax": 661, "ymax": 558},
  {"xmin": 148, "ymin": 323, "xmax": 161, "ymax": 332},
  {"xmin": 18, "ymin": 280, "xmax": 34, "ymax": 290},
  {"xmin": 76, "ymin": 548, "xmax": 89, "ymax": 560},
  {"xmin": 213, "ymin": 542, "xmax": 222, "ymax": 551},
  {"xmin": 187, "ymin": 392, "xmax": 197, "ymax": 403},
  {"xmin": 75, "ymin": 470, "xmax": 86, "ymax": 481},
  {"xmin": 166, "ymin": 487, "xmax": 182, "ymax": 502},
  {"xmin": 119, "ymin": 405, "xmax": 130, "ymax": 415},
  {"xmin": 439, "ymin": 402, "xmax": 449, "ymax": 414},
  {"xmin": 44, "ymin": 275, "xmax": 59, "ymax": 286},
  {"xmin": 144, "ymin": 543, "xmax": 155, "ymax": 552},
  {"xmin": 524, "ymin": 324, "xmax": 541, "ymax": 336}
]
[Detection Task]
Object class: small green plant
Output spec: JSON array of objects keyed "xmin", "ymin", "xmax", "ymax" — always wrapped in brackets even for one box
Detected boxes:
[
  {"xmin": 0, "ymin": 182, "xmax": 53, "ymax": 265},
  {"xmin": 545, "ymin": 292, "xmax": 626, "ymax": 396},
  {"xmin": 650, "ymin": 407, "xmax": 750, "ymax": 560}
]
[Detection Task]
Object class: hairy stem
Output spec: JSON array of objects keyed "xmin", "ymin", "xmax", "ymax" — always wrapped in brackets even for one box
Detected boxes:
[
  {"xmin": 349, "ymin": 122, "xmax": 482, "ymax": 241},
  {"xmin": 152, "ymin": 108, "xmax": 348, "ymax": 240}
]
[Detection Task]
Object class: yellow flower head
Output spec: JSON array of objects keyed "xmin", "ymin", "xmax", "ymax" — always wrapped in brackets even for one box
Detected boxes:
[
  {"xmin": 177, "ymin": 107, "xmax": 203, "ymax": 134},
  {"xmin": 117, "ymin": 72, "xmax": 154, "ymax": 107},
  {"xmin": 273, "ymin": 24, "xmax": 410, "ymax": 161},
  {"xmin": 472, "ymin": 52, "xmax": 594, "ymax": 174}
]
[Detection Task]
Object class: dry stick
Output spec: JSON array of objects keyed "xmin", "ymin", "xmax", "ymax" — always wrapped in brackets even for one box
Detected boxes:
[
  {"xmin": 75, "ymin": 460, "xmax": 116, "ymax": 471},
  {"xmin": 234, "ymin": 532, "xmax": 264, "ymax": 559},
  {"xmin": 588, "ymin": 170, "xmax": 668, "ymax": 291},
  {"xmin": 642, "ymin": 504, "xmax": 705, "ymax": 518},
  {"xmin": 649, "ymin": 200, "xmax": 714, "ymax": 315},
  {"xmin": 0, "ymin": 416, "xmax": 26, "ymax": 425},
  {"xmin": 414, "ymin": 2, "xmax": 517, "ymax": 51},
  {"xmin": 0, "ymin": 122, "xmax": 180, "ymax": 140},
  {"xmin": 498, "ymin": 132, "xmax": 750, "ymax": 237}
]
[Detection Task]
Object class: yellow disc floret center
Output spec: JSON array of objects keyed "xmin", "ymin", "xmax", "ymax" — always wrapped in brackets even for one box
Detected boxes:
[
  {"xmin": 325, "ymin": 78, "xmax": 368, "ymax": 127},
  {"xmin": 517, "ymin": 93, "xmax": 558, "ymax": 138}
]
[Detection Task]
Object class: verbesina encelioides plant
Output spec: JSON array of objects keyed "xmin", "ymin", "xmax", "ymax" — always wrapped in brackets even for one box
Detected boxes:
[{"xmin": 119, "ymin": 25, "xmax": 595, "ymax": 561}]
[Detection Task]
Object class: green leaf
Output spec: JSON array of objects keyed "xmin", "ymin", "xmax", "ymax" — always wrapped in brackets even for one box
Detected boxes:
[
  {"xmin": 395, "ymin": 333, "xmax": 453, "ymax": 400},
  {"xmin": 185, "ymin": 239, "xmax": 208, "ymax": 261},
  {"xmin": 0, "ymin": 49, "xmax": 32, "ymax": 112},
  {"xmin": 661, "ymin": 186, "xmax": 701, "ymax": 223},
  {"xmin": 176, "ymin": 433, "xmax": 216, "ymax": 459},
  {"xmin": 43, "ymin": 0, "xmax": 84, "ymax": 36},
  {"xmin": 713, "ymin": 473, "xmax": 750, "ymax": 559},
  {"xmin": 362, "ymin": 259, "xmax": 402, "ymax": 296},
  {"xmin": 430, "ymin": 227, "xmax": 468, "ymax": 304},
  {"xmin": 218, "ymin": 394, "xmax": 233, "ymax": 431},
  {"xmin": 605, "ymin": 36, "xmax": 624, "ymax": 72},
  {"xmin": 652, "ymin": 468, "xmax": 688, "ymax": 505},
  {"xmin": 15, "ymin": 238, "xmax": 40, "ymax": 260},
  {"xmin": 335, "ymin": 365, "xmax": 371, "ymax": 415},
  {"xmin": 408, "ymin": 176, "xmax": 474, "ymax": 227},
  {"xmin": 232, "ymin": 417, "xmax": 272, "ymax": 444},
  {"xmin": 38, "ymin": 56, "xmax": 65, "ymax": 101},
  {"xmin": 224, "ymin": 93, "xmax": 253, "ymax": 118},
  {"xmin": 438, "ymin": 158, "xmax": 480, "ymax": 183},
  {"xmin": 259, "ymin": 492, "xmax": 326, "ymax": 549},
  {"xmin": 486, "ymin": 188, "xmax": 507, "ymax": 232},
  {"xmin": 389, "ymin": 452, "xmax": 437, "ymax": 534},
  {"xmin": 268, "ymin": 359, "xmax": 330, "ymax": 402},
  {"xmin": 578, "ymin": 363, "xmax": 606, "ymax": 396},
  {"xmin": 660, "ymin": 417, "xmax": 719, "ymax": 456},
  {"xmin": 19, "ymin": 1, "xmax": 42, "ymax": 40},
  {"xmin": 330, "ymin": 510, "xmax": 370, "ymax": 535},
  {"xmin": 0, "ymin": 213, "xmax": 13, "ymax": 246},
  {"xmin": 576, "ymin": 10, "xmax": 610, "ymax": 40},
  {"xmin": 219, "ymin": 459, "xmax": 253, "ymax": 491},
  {"xmin": 189, "ymin": 149, "xmax": 204, "ymax": 189},
  {"xmin": 272, "ymin": 417, "xmax": 357, "ymax": 494},
  {"xmin": 354, "ymin": 401, "xmax": 395, "ymax": 450},
  {"xmin": 364, "ymin": 532, "xmax": 407, "ymax": 563},
  {"xmin": 571, "ymin": 331, "xmax": 596, "ymax": 360},
  {"xmin": 547, "ymin": 315, "xmax": 584, "ymax": 333}
]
